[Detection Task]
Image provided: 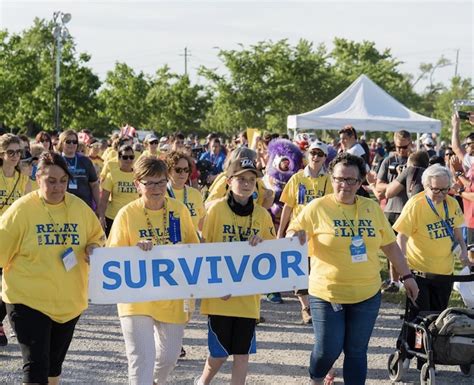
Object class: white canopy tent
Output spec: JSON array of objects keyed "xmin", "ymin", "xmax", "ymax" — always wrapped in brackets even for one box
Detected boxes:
[{"xmin": 287, "ymin": 74, "xmax": 441, "ymax": 137}]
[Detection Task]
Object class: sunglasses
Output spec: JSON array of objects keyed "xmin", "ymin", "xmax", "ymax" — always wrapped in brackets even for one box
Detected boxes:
[
  {"xmin": 174, "ymin": 167, "xmax": 190, "ymax": 174},
  {"xmin": 139, "ymin": 179, "xmax": 168, "ymax": 188},
  {"xmin": 65, "ymin": 140, "xmax": 78, "ymax": 145},
  {"xmin": 149, "ymin": 141, "xmax": 159, "ymax": 145},
  {"xmin": 5, "ymin": 149, "xmax": 22, "ymax": 157},
  {"xmin": 332, "ymin": 177, "xmax": 360, "ymax": 186},
  {"xmin": 120, "ymin": 155, "xmax": 135, "ymax": 160},
  {"xmin": 430, "ymin": 186, "xmax": 449, "ymax": 194},
  {"xmin": 445, "ymin": 152, "xmax": 454, "ymax": 157},
  {"xmin": 309, "ymin": 150, "xmax": 326, "ymax": 157},
  {"xmin": 396, "ymin": 145, "xmax": 409, "ymax": 150}
]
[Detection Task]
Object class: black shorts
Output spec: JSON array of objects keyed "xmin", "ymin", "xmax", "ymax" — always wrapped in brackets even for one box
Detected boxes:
[
  {"xmin": 7, "ymin": 303, "xmax": 80, "ymax": 383},
  {"xmin": 207, "ymin": 315, "xmax": 256, "ymax": 357}
]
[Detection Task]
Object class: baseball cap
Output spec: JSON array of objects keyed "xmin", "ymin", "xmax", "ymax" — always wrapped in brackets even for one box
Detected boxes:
[
  {"xmin": 227, "ymin": 158, "xmax": 263, "ymax": 178},
  {"xmin": 308, "ymin": 140, "xmax": 328, "ymax": 155},
  {"xmin": 159, "ymin": 136, "xmax": 168, "ymax": 143},
  {"xmin": 423, "ymin": 137, "xmax": 434, "ymax": 146},
  {"xmin": 376, "ymin": 137, "xmax": 384, "ymax": 145},
  {"xmin": 144, "ymin": 134, "xmax": 158, "ymax": 143}
]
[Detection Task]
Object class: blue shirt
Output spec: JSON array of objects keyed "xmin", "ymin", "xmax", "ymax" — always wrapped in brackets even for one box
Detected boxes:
[{"xmin": 199, "ymin": 151, "xmax": 226, "ymax": 175}]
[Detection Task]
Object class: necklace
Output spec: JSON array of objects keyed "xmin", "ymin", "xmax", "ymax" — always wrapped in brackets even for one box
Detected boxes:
[
  {"xmin": 167, "ymin": 182, "xmax": 188, "ymax": 205},
  {"xmin": 143, "ymin": 199, "xmax": 168, "ymax": 245}
]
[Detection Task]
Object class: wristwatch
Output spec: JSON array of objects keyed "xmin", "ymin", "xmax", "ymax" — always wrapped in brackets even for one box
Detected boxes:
[{"xmin": 400, "ymin": 273, "xmax": 415, "ymax": 282}]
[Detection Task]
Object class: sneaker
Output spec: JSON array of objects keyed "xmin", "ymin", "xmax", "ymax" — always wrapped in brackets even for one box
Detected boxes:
[
  {"xmin": 194, "ymin": 376, "xmax": 204, "ymax": 385},
  {"xmin": 0, "ymin": 325, "xmax": 7, "ymax": 347},
  {"xmin": 266, "ymin": 292, "xmax": 283, "ymax": 304},
  {"xmin": 301, "ymin": 307, "xmax": 312, "ymax": 324},
  {"xmin": 382, "ymin": 282, "xmax": 400, "ymax": 294}
]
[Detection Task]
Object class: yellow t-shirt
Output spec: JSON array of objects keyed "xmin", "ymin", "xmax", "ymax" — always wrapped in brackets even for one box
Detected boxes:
[
  {"xmin": 167, "ymin": 185, "xmax": 205, "ymax": 231},
  {"xmin": 288, "ymin": 194, "xmax": 396, "ymax": 304},
  {"xmin": 280, "ymin": 168, "xmax": 333, "ymax": 219},
  {"xmin": 107, "ymin": 197, "xmax": 200, "ymax": 324},
  {"xmin": 102, "ymin": 148, "xmax": 117, "ymax": 163},
  {"xmin": 205, "ymin": 173, "xmax": 272, "ymax": 207},
  {"xmin": 139, "ymin": 150, "xmax": 160, "ymax": 160},
  {"xmin": 200, "ymin": 199, "xmax": 276, "ymax": 319},
  {"xmin": 393, "ymin": 192, "xmax": 464, "ymax": 274},
  {"xmin": 102, "ymin": 168, "xmax": 138, "ymax": 220},
  {"xmin": 0, "ymin": 191, "xmax": 105, "ymax": 323},
  {"xmin": 100, "ymin": 152, "xmax": 141, "ymax": 181},
  {"xmin": 0, "ymin": 169, "xmax": 29, "ymax": 216}
]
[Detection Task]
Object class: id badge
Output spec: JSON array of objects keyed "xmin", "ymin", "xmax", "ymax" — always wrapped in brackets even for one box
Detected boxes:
[
  {"xmin": 252, "ymin": 191, "xmax": 258, "ymax": 201},
  {"xmin": 61, "ymin": 247, "xmax": 78, "ymax": 272},
  {"xmin": 298, "ymin": 183, "xmax": 306, "ymax": 204},
  {"xmin": 350, "ymin": 235, "xmax": 368, "ymax": 263},
  {"xmin": 452, "ymin": 242, "xmax": 462, "ymax": 260},
  {"xmin": 68, "ymin": 179, "xmax": 78, "ymax": 190},
  {"xmin": 168, "ymin": 212, "xmax": 182, "ymax": 244}
]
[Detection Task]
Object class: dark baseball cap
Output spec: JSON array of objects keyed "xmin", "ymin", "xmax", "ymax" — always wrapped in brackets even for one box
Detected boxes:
[{"xmin": 227, "ymin": 158, "xmax": 263, "ymax": 178}]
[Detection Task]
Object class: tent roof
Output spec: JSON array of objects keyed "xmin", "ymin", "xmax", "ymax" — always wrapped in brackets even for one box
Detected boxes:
[{"xmin": 287, "ymin": 74, "xmax": 441, "ymax": 134}]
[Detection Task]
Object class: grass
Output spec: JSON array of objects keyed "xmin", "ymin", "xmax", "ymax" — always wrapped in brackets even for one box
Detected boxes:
[{"xmin": 379, "ymin": 254, "xmax": 466, "ymax": 308}]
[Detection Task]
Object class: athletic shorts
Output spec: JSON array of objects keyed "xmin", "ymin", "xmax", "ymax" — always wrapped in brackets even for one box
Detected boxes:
[{"xmin": 207, "ymin": 315, "xmax": 256, "ymax": 357}]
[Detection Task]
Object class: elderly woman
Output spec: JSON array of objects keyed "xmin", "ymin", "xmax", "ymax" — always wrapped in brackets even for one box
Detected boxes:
[
  {"xmin": 0, "ymin": 152, "xmax": 104, "ymax": 384},
  {"xmin": 394, "ymin": 164, "xmax": 470, "ymax": 310},
  {"xmin": 107, "ymin": 157, "xmax": 199, "ymax": 385},
  {"xmin": 287, "ymin": 153, "xmax": 418, "ymax": 385},
  {"xmin": 166, "ymin": 150, "xmax": 205, "ymax": 232},
  {"xmin": 98, "ymin": 145, "xmax": 138, "ymax": 236}
]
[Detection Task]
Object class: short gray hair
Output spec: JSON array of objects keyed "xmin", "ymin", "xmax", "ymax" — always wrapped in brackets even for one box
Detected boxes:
[{"xmin": 421, "ymin": 164, "xmax": 453, "ymax": 189}]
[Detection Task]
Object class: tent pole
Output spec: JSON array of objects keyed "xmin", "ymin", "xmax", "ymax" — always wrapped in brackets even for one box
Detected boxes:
[{"xmin": 416, "ymin": 133, "xmax": 420, "ymax": 150}]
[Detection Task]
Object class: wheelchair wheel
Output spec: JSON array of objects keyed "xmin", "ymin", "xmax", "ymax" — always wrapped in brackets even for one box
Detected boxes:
[
  {"xmin": 420, "ymin": 363, "xmax": 436, "ymax": 385},
  {"xmin": 387, "ymin": 352, "xmax": 404, "ymax": 382},
  {"xmin": 460, "ymin": 364, "xmax": 472, "ymax": 376}
]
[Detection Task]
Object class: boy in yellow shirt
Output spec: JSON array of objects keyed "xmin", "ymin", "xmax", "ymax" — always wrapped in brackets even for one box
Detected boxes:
[{"xmin": 195, "ymin": 158, "xmax": 275, "ymax": 385}]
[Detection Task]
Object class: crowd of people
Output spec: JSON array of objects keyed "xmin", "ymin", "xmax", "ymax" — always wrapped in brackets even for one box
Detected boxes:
[{"xmin": 0, "ymin": 111, "xmax": 473, "ymax": 385}]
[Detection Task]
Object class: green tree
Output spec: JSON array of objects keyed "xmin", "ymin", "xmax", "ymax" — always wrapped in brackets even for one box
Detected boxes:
[
  {"xmin": 146, "ymin": 66, "xmax": 211, "ymax": 135},
  {"xmin": 98, "ymin": 62, "xmax": 151, "ymax": 129}
]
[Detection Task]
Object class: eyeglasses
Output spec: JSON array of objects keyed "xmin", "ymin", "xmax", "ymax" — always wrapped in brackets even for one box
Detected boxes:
[
  {"xmin": 464, "ymin": 142, "xmax": 474, "ymax": 147},
  {"xmin": 120, "ymin": 155, "xmax": 135, "ymax": 160},
  {"xmin": 149, "ymin": 141, "xmax": 159, "ymax": 145},
  {"xmin": 40, "ymin": 139, "xmax": 50, "ymax": 143},
  {"xmin": 396, "ymin": 145, "xmax": 409, "ymax": 150},
  {"xmin": 174, "ymin": 167, "xmax": 190, "ymax": 174},
  {"xmin": 5, "ymin": 149, "xmax": 22, "ymax": 157},
  {"xmin": 65, "ymin": 140, "xmax": 78, "ymax": 145},
  {"xmin": 429, "ymin": 186, "xmax": 450, "ymax": 194},
  {"xmin": 332, "ymin": 177, "xmax": 360, "ymax": 186},
  {"xmin": 309, "ymin": 150, "xmax": 326, "ymax": 157},
  {"xmin": 139, "ymin": 179, "xmax": 168, "ymax": 188},
  {"xmin": 445, "ymin": 152, "xmax": 454, "ymax": 157}
]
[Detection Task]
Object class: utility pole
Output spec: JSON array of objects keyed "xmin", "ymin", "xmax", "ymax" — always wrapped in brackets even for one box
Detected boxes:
[
  {"xmin": 454, "ymin": 49, "xmax": 459, "ymax": 77},
  {"xmin": 180, "ymin": 47, "xmax": 191, "ymax": 76}
]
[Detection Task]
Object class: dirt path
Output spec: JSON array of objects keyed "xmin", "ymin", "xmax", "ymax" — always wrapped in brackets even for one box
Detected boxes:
[{"xmin": 0, "ymin": 295, "xmax": 472, "ymax": 384}]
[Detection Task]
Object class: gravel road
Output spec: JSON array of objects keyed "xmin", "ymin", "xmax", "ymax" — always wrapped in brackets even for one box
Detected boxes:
[{"xmin": 1, "ymin": 294, "xmax": 472, "ymax": 384}]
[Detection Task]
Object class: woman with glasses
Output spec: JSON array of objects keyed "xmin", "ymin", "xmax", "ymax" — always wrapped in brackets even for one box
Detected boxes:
[
  {"xmin": 166, "ymin": 150, "xmax": 205, "ymax": 232},
  {"xmin": 107, "ymin": 156, "xmax": 199, "ymax": 385},
  {"xmin": 393, "ymin": 164, "xmax": 471, "ymax": 368},
  {"xmin": 98, "ymin": 145, "xmax": 138, "ymax": 236},
  {"xmin": 287, "ymin": 153, "xmax": 418, "ymax": 385},
  {"xmin": 140, "ymin": 134, "xmax": 161, "ymax": 159},
  {"xmin": 0, "ymin": 134, "xmax": 32, "ymax": 347},
  {"xmin": 277, "ymin": 141, "xmax": 333, "ymax": 324},
  {"xmin": 35, "ymin": 131, "xmax": 53, "ymax": 152},
  {"xmin": 0, "ymin": 152, "xmax": 104, "ymax": 384},
  {"xmin": 58, "ymin": 130, "xmax": 100, "ymax": 210}
]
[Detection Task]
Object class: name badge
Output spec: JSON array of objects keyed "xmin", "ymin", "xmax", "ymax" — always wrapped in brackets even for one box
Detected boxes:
[
  {"xmin": 350, "ymin": 235, "xmax": 368, "ymax": 263},
  {"xmin": 252, "ymin": 191, "xmax": 258, "ymax": 200},
  {"xmin": 168, "ymin": 212, "xmax": 182, "ymax": 244},
  {"xmin": 298, "ymin": 183, "xmax": 306, "ymax": 204},
  {"xmin": 61, "ymin": 247, "xmax": 78, "ymax": 271},
  {"xmin": 69, "ymin": 179, "xmax": 78, "ymax": 190},
  {"xmin": 452, "ymin": 242, "xmax": 462, "ymax": 260}
]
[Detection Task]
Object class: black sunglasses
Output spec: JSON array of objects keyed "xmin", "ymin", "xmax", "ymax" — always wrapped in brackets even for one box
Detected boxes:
[
  {"xmin": 120, "ymin": 155, "xmax": 135, "ymax": 160},
  {"xmin": 174, "ymin": 167, "xmax": 190, "ymax": 174},
  {"xmin": 309, "ymin": 150, "xmax": 326, "ymax": 157},
  {"xmin": 65, "ymin": 140, "xmax": 78, "ymax": 145},
  {"xmin": 396, "ymin": 145, "xmax": 409, "ymax": 150},
  {"xmin": 149, "ymin": 140, "xmax": 159, "ymax": 145}
]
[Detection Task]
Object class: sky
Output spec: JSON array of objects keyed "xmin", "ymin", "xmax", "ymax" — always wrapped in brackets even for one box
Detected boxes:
[{"xmin": 0, "ymin": 0, "xmax": 472, "ymax": 93}]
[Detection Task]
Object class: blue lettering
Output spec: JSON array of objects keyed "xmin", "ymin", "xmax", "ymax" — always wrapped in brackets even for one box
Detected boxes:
[
  {"xmin": 124, "ymin": 260, "xmax": 147, "ymax": 289},
  {"xmin": 178, "ymin": 257, "xmax": 203, "ymax": 285},
  {"xmin": 206, "ymin": 256, "xmax": 223, "ymax": 283},
  {"xmin": 103, "ymin": 261, "xmax": 122, "ymax": 290},
  {"xmin": 224, "ymin": 255, "xmax": 250, "ymax": 282},
  {"xmin": 152, "ymin": 259, "xmax": 178, "ymax": 286},
  {"xmin": 252, "ymin": 253, "xmax": 276, "ymax": 280},
  {"xmin": 281, "ymin": 250, "xmax": 305, "ymax": 278}
]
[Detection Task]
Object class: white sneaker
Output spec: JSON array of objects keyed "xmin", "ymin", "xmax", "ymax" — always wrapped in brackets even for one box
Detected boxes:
[{"xmin": 194, "ymin": 376, "xmax": 204, "ymax": 385}]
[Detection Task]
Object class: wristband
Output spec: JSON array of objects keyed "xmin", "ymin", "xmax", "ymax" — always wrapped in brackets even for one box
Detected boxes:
[{"xmin": 400, "ymin": 273, "xmax": 415, "ymax": 282}]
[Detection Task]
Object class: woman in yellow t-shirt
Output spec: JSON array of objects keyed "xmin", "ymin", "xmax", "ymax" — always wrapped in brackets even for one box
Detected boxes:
[
  {"xmin": 195, "ymin": 157, "xmax": 276, "ymax": 385},
  {"xmin": 0, "ymin": 133, "xmax": 32, "ymax": 347},
  {"xmin": 98, "ymin": 145, "xmax": 138, "ymax": 237},
  {"xmin": 0, "ymin": 152, "xmax": 104, "ymax": 385},
  {"xmin": 107, "ymin": 157, "xmax": 199, "ymax": 385},
  {"xmin": 287, "ymin": 153, "xmax": 418, "ymax": 385},
  {"xmin": 165, "ymin": 150, "xmax": 205, "ymax": 232}
]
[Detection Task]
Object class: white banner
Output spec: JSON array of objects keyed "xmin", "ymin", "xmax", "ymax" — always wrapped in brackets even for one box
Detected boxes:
[{"xmin": 89, "ymin": 238, "xmax": 308, "ymax": 304}]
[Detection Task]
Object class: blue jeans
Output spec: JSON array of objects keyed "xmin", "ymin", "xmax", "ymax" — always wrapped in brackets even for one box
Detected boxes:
[{"xmin": 309, "ymin": 291, "xmax": 381, "ymax": 385}]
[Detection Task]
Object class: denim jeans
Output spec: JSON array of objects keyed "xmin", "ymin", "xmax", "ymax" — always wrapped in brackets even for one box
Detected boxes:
[{"xmin": 309, "ymin": 291, "xmax": 381, "ymax": 385}]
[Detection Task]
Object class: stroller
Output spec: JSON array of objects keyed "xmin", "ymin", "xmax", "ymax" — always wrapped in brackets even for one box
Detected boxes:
[{"xmin": 387, "ymin": 270, "xmax": 474, "ymax": 385}]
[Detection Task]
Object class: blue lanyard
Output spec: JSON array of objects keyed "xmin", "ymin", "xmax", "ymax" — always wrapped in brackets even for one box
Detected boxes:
[
  {"xmin": 167, "ymin": 183, "xmax": 188, "ymax": 205},
  {"xmin": 425, "ymin": 195, "xmax": 456, "ymax": 243},
  {"xmin": 63, "ymin": 154, "xmax": 78, "ymax": 171}
]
